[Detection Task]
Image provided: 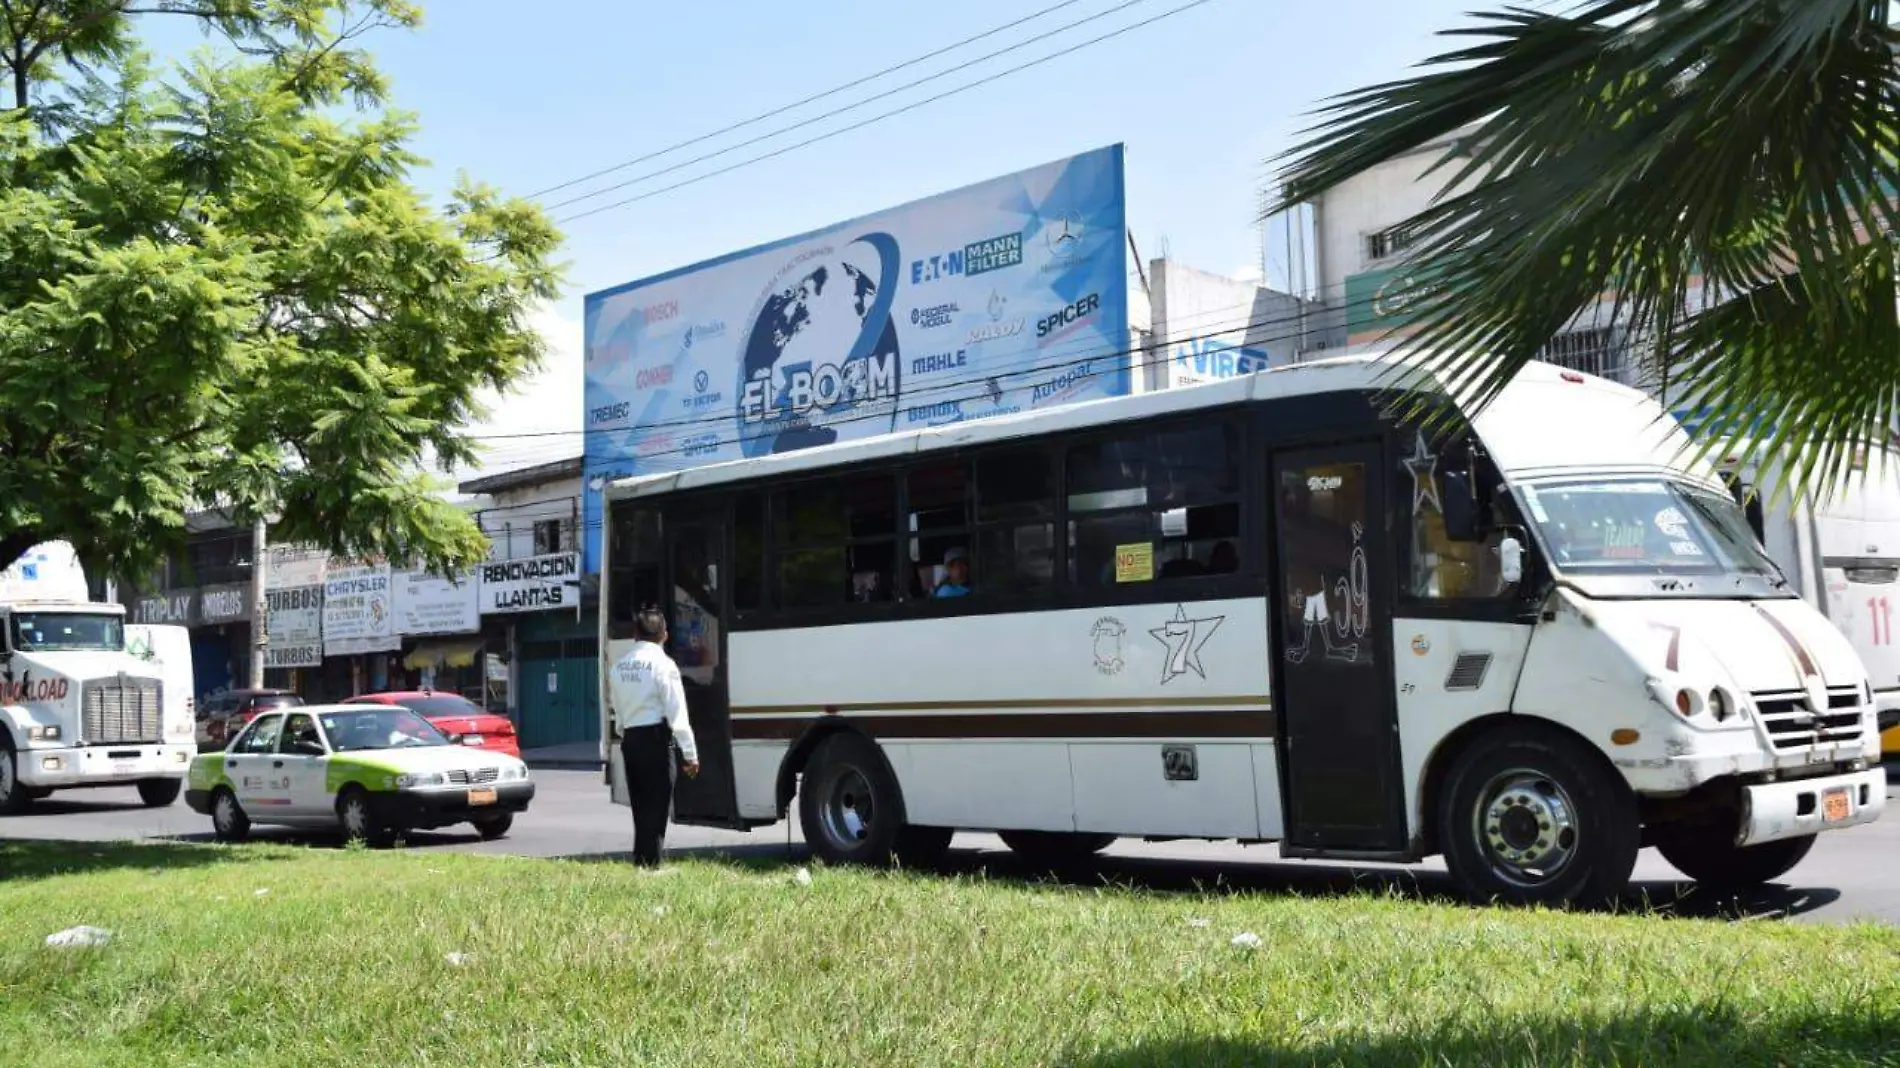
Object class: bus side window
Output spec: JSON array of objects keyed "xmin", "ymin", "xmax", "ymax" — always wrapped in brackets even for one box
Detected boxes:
[
  {"xmin": 1399, "ymin": 435, "xmax": 1515, "ymax": 601},
  {"xmin": 974, "ymin": 448, "xmax": 1056, "ymax": 594},
  {"xmin": 774, "ymin": 475, "xmax": 897, "ymax": 609},
  {"xmin": 734, "ymin": 492, "xmax": 765, "ymax": 611},
  {"xmin": 1067, "ymin": 421, "xmax": 1241, "ymax": 587},
  {"xmin": 607, "ymin": 503, "xmax": 662, "ymax": 640},
  {"xmin": 908, "ymin": 462, "xmax": 972, "ymax": 598}
]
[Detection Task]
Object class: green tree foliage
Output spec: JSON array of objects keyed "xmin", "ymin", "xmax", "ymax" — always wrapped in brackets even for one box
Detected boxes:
[
  {"xmin": 1272, "ymin": 1, "xmax": 1899, "ymax": 494},
  {"xmin": 0, "ymin": 1, "xmax": 562, "ymax": 580}
]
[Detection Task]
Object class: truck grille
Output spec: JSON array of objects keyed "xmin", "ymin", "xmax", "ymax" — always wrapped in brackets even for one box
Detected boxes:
[
  {"xmin": 446, "ymin": 768, "xmax": 499, "ymax": 786},
  {"xmin": 82, "ymin": 677, "xmax": 163, "ymax": 745},
  {"xmin": 1749, "ymin": 687, "xmax": 1863, "ymax": 751}
]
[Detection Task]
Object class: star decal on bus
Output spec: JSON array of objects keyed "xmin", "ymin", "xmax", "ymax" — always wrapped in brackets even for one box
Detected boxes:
[
  {"xmin": 1151, "ymin": 604, "xmax": 1224, "ymax": 684},
  {"xmin": 1405, "ymin": 432, "xmax": 1442, "ymax": 514}
]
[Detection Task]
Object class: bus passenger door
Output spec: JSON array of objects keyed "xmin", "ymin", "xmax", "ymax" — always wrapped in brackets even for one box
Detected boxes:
[
  {"xmin": 666, "ymin": 511, "xmax": 742, "ymax": 828},
  {"xmin": 1269, "ymin": 444, "xmax": 1407, "ymax": 853}
]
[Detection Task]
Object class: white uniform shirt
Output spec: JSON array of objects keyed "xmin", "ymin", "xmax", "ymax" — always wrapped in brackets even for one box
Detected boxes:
[{"xmin": 608, "ymin": 641, "xmax": 698, "ymax": 763}]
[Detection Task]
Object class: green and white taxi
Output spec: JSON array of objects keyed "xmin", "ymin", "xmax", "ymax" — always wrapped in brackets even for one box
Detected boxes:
[{"xmin": 185, "ymin": 703, "xmax": 535, "ymax": 845}]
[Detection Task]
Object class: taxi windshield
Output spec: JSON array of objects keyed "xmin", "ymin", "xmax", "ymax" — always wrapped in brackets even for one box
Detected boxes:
[
  {"xmin": 1519, "ymin": 479, "xmax": 1782, "ymax": 579},
  {"xmin": 319, "ymin": 709, "xmax": 451, "ymax": 752}
]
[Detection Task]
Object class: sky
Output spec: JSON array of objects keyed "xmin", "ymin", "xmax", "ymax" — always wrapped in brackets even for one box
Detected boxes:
[{"xmin": 148, "ymin": 0, "xmax": 1501, "ymax": 479}]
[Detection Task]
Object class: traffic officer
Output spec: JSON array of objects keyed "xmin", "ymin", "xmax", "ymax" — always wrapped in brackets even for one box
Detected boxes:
[{"xmin": 608, "ymin": 607, "xmax": 700, "ymax": 867}]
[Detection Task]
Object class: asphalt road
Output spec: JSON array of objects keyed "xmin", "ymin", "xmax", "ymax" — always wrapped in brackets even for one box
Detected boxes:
[{"xmin": 5, "ymin": 767, "xmax": 1897, "ymax": 924}]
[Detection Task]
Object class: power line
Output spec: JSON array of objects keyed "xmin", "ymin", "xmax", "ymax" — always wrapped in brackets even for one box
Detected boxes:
[
  {"xmin": 542, "ymin": 0, "xmax": 1160, "ymax": 214},
  {"xmin": 555, "ymin": 0, "xmax": 1222, "ymax": 226},
  {"xmin": 524, "ymin": 0, "xmax": 1101, "ymax": 202}
]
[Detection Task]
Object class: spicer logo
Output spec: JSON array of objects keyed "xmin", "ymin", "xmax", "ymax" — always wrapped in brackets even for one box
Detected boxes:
[
  {"xmin": 589, "ymin": 401, "xmax": 631, "ymax": 425},
  {"xmin": 635, "ymin": 365, "xmax": 674, "ymax": 390},
  {"xmin": 910, "ymin": 231, "xmax": 1024, "ymax": 284},
  {"xmin": 910, "ymin": 302, "xmax": 960, "ymax": 330},
  {"xmin": 911, "ymin": 349, "xmax": 968, "ymax": 375},
  {"xmin": 1037, "ymin": 292, "xmax": 1101, "ymax": 339}
]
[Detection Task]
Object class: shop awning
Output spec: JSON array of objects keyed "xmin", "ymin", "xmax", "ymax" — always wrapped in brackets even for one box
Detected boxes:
[{"xmin": 403, "ymin": 638, "xmax": 484, "ymax": 670}]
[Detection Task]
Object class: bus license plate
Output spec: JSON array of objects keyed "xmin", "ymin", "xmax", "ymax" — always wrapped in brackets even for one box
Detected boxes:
[
  {"xmin": 1823, "ymin": 787, "xmax": 1852, "ymax": 824},
  {"xmin": 468, "ymin": 788, "xmax": 497, "ymax": 806},
  {"xmin": 112, "ymin": 762, "xmax": 135, "ymax": 777}
]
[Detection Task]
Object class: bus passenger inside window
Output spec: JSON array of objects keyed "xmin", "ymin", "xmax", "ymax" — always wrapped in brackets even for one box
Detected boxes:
[{"xmin": 933, "ymin": 547, "xmax": 972, "ymax": 597}]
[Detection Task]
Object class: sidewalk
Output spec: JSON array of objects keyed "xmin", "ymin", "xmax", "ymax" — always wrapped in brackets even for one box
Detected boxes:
[{"xmin": 521, "ymin": 741, "xmax": 604, "ymax": 771}]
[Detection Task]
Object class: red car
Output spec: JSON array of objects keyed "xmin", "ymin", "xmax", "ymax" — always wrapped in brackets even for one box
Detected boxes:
[
  {"xmin": 342, "ymin": 691, "xmax": 521, "ymax": 758},
  {"xmin": 197, "ymin": 689, "xmax": 304, "ymax": 750}
]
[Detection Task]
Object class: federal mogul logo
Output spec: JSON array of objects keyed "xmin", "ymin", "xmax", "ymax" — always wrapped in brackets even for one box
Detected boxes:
[{"xmin": 910, "ymin": 231, "xmax": 1024, "ymax": 285}]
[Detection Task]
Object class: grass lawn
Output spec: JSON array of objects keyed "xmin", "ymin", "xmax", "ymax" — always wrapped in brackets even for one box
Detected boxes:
[{"xmin": 0, "ymin": 840, "xmax": 1896, "ymax": 1067}]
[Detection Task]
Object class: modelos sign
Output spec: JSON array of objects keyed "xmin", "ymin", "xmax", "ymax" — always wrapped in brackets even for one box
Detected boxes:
[{"xmin": 479, "ymin": 553, "xmax": 580, "ymax": 614}]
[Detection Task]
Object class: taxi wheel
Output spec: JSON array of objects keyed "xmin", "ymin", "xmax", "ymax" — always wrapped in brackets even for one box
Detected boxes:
[
  {"xmin": 137, "ymin": 779, "xmax": 181, "ymax": 808},
  {"xmin": 1655, "ymin": 830, "xmax": 1817, "ymax": 892},
  {"xmin": 473, "ymin": 814, "xmax": 513, "ymax": 841},
  {"xmin": 337, "ymin": 788, "xmax": 395, "ymax": 848},
  {"xmin": 211, "ymin": 788, "xmax": 251, "ymax": 843}
]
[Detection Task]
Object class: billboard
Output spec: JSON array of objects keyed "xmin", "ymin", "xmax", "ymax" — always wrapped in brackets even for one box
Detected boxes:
[{"xmin": 581, "ymin": 145, "xmax": 1130, "ymax": 572}]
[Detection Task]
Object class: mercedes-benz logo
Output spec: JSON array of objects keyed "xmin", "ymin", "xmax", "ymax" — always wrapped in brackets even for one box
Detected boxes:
[{"xmin": 1047, "ymin": 212, "xmax": 1083, "ymax": 258}]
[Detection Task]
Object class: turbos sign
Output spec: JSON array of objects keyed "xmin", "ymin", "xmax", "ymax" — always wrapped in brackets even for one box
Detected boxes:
[{"xmin": 478, "ymin": 552, "xmax": 580, "ymax": 614}]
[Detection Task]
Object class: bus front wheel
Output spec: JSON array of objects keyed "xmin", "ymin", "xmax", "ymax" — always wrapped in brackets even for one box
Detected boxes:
[
  {"xmin": 1655, "ymin": 829, "xmax": 1816, "ymax": 892},
  {"xmin": 799, "ymin": 732, "xmax": 913, "ymax": 867},
  {"xmin": 1438, "ymin": 725, "xmax": 1639, "ymax": 909}
]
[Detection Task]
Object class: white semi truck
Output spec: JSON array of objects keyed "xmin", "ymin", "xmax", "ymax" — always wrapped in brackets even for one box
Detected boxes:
[{"xmin": 0, "ymin": 542, "xmax": 196, "ymax": 812}]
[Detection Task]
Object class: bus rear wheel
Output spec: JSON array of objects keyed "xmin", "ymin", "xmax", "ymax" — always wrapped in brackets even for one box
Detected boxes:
[
  {"xmin": 1655, "ymin": 829, "xmax": 1816, "ymax": 893},
  {"xmin": 1438, "ymin": 725, "xmax": 1639, "ymax": 909},
  {"xmin": 798, "ymin": 732, "xmax": 913, "ymax": 867},
  {"xmin": 998, "ymin": 830, "xmax": 1117, "ymax": 866}
]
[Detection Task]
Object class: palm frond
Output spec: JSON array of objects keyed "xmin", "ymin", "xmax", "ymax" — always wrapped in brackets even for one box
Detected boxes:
[{"xmin": 1270, "ymin": 0, "xmax": 1900, "ymax": 496}]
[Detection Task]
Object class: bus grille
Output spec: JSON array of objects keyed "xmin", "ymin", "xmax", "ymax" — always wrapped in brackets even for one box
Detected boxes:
[
  {"xmin": 1749, "ymin": 687, "xmax": 1863, "ymax": 751},
  {"xmin": 446, "ymin": 768, "xmax": 499, "ymax": 786},
  {"xmin": 82, "ymin": 678, "xmax": 163, "ymax": 745}
]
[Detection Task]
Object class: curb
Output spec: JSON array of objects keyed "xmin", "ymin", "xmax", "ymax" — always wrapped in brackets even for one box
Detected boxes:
[{"xmin": 525, "ymin": 758, "xmax": 606, "ymax": 771}]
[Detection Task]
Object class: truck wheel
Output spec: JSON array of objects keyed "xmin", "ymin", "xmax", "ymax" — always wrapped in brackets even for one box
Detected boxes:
[
  {"xmin": 1438, "ymin": 725, "xmax": 1639, "ymax": 909},
  {"xmin": 211, "ymin": 788, "xmax": 251, "ymax": 843},
  {"xmin": 1656, "ymin": 830, "xmax": 1817, "ymax": 892},
  {"xmin": 798, "ymin": 733, "xmax": 908, "ymax": 867},
  {"xmin": 0, "ymin": 740, "xmax": 30, "ymax": 814},
  {"xmin": 337, "ymin": 788, "xmax": 395, "ymax": 848},
  {"xmin": 137, "ymin": 778, "xmax": 182, "ymax": 807},
  {"xmin": 473, "ymin": 813, "xmax": 514, "ymax": 841},
  {"xmin": 998, "ymin": 830, "xmax": 1117, "ymax": 866}
]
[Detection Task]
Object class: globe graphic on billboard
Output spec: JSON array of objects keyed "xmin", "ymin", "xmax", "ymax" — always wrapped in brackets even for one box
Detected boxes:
[{"xmin": 737, "ymin": 232, "xmax": 902, "ymax": 457}]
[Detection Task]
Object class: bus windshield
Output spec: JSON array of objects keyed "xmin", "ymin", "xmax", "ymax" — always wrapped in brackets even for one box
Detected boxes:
[
  {"xmin": 10, "ymin": 612, "xmax": 124, "ymax": 652},
  {"xmin": 1519, "ymin": 479, "xmax": 1783, "ymax": 581}
]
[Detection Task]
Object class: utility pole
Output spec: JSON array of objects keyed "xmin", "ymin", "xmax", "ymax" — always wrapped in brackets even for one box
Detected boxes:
[{"xmin": 249, "ymin": 515, "xmax": 267, "ymax": 689}]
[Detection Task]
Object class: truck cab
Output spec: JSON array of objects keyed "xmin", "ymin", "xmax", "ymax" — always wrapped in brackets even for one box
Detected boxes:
[{"xmin": 0, "ymin": 596, "xmax": 197, "ymax": 812}]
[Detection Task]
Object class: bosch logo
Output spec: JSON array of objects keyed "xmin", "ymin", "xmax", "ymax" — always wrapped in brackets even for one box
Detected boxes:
[{"xmin": 643, "ymin": 300, "xmax": 680, "ymax": 325}]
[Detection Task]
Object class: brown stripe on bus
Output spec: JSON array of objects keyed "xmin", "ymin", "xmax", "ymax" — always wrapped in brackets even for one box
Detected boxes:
[
  {"xmin": 1751, "ymin": 603, "xmax": 1818, "ymax": 677},
  {"xmin": 728, "ymin": 710, "xmax": 1276, "ymax": 741},
  {"xmin": 727, "ymin": 695, "xmax": 1275, "ymax": 716}
]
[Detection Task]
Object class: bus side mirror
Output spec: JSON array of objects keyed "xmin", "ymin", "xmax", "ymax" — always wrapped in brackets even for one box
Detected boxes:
[
  {"xmin": 1499, "ymin": 533, "xmax": 1526, "ymax": 586},
  {"xmin": 1441, "ymin": 470, "xmax": 1480, "ymax": 540}
]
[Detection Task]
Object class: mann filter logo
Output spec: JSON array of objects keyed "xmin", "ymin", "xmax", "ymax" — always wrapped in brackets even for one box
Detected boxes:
[{"xmin": 910, "ymin": 231, "xmax": 1024, "ymax": 284}]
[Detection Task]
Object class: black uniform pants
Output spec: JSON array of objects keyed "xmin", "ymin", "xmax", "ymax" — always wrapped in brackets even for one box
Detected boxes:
[{"xmin": 620, "ymin": 724, "xmax": 676, "ymax": 867}]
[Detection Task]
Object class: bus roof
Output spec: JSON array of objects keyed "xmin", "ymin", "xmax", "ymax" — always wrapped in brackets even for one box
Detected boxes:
[{"xmin": 606, "ymin": 352, "xmax": 1705, "ymax": 501}]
